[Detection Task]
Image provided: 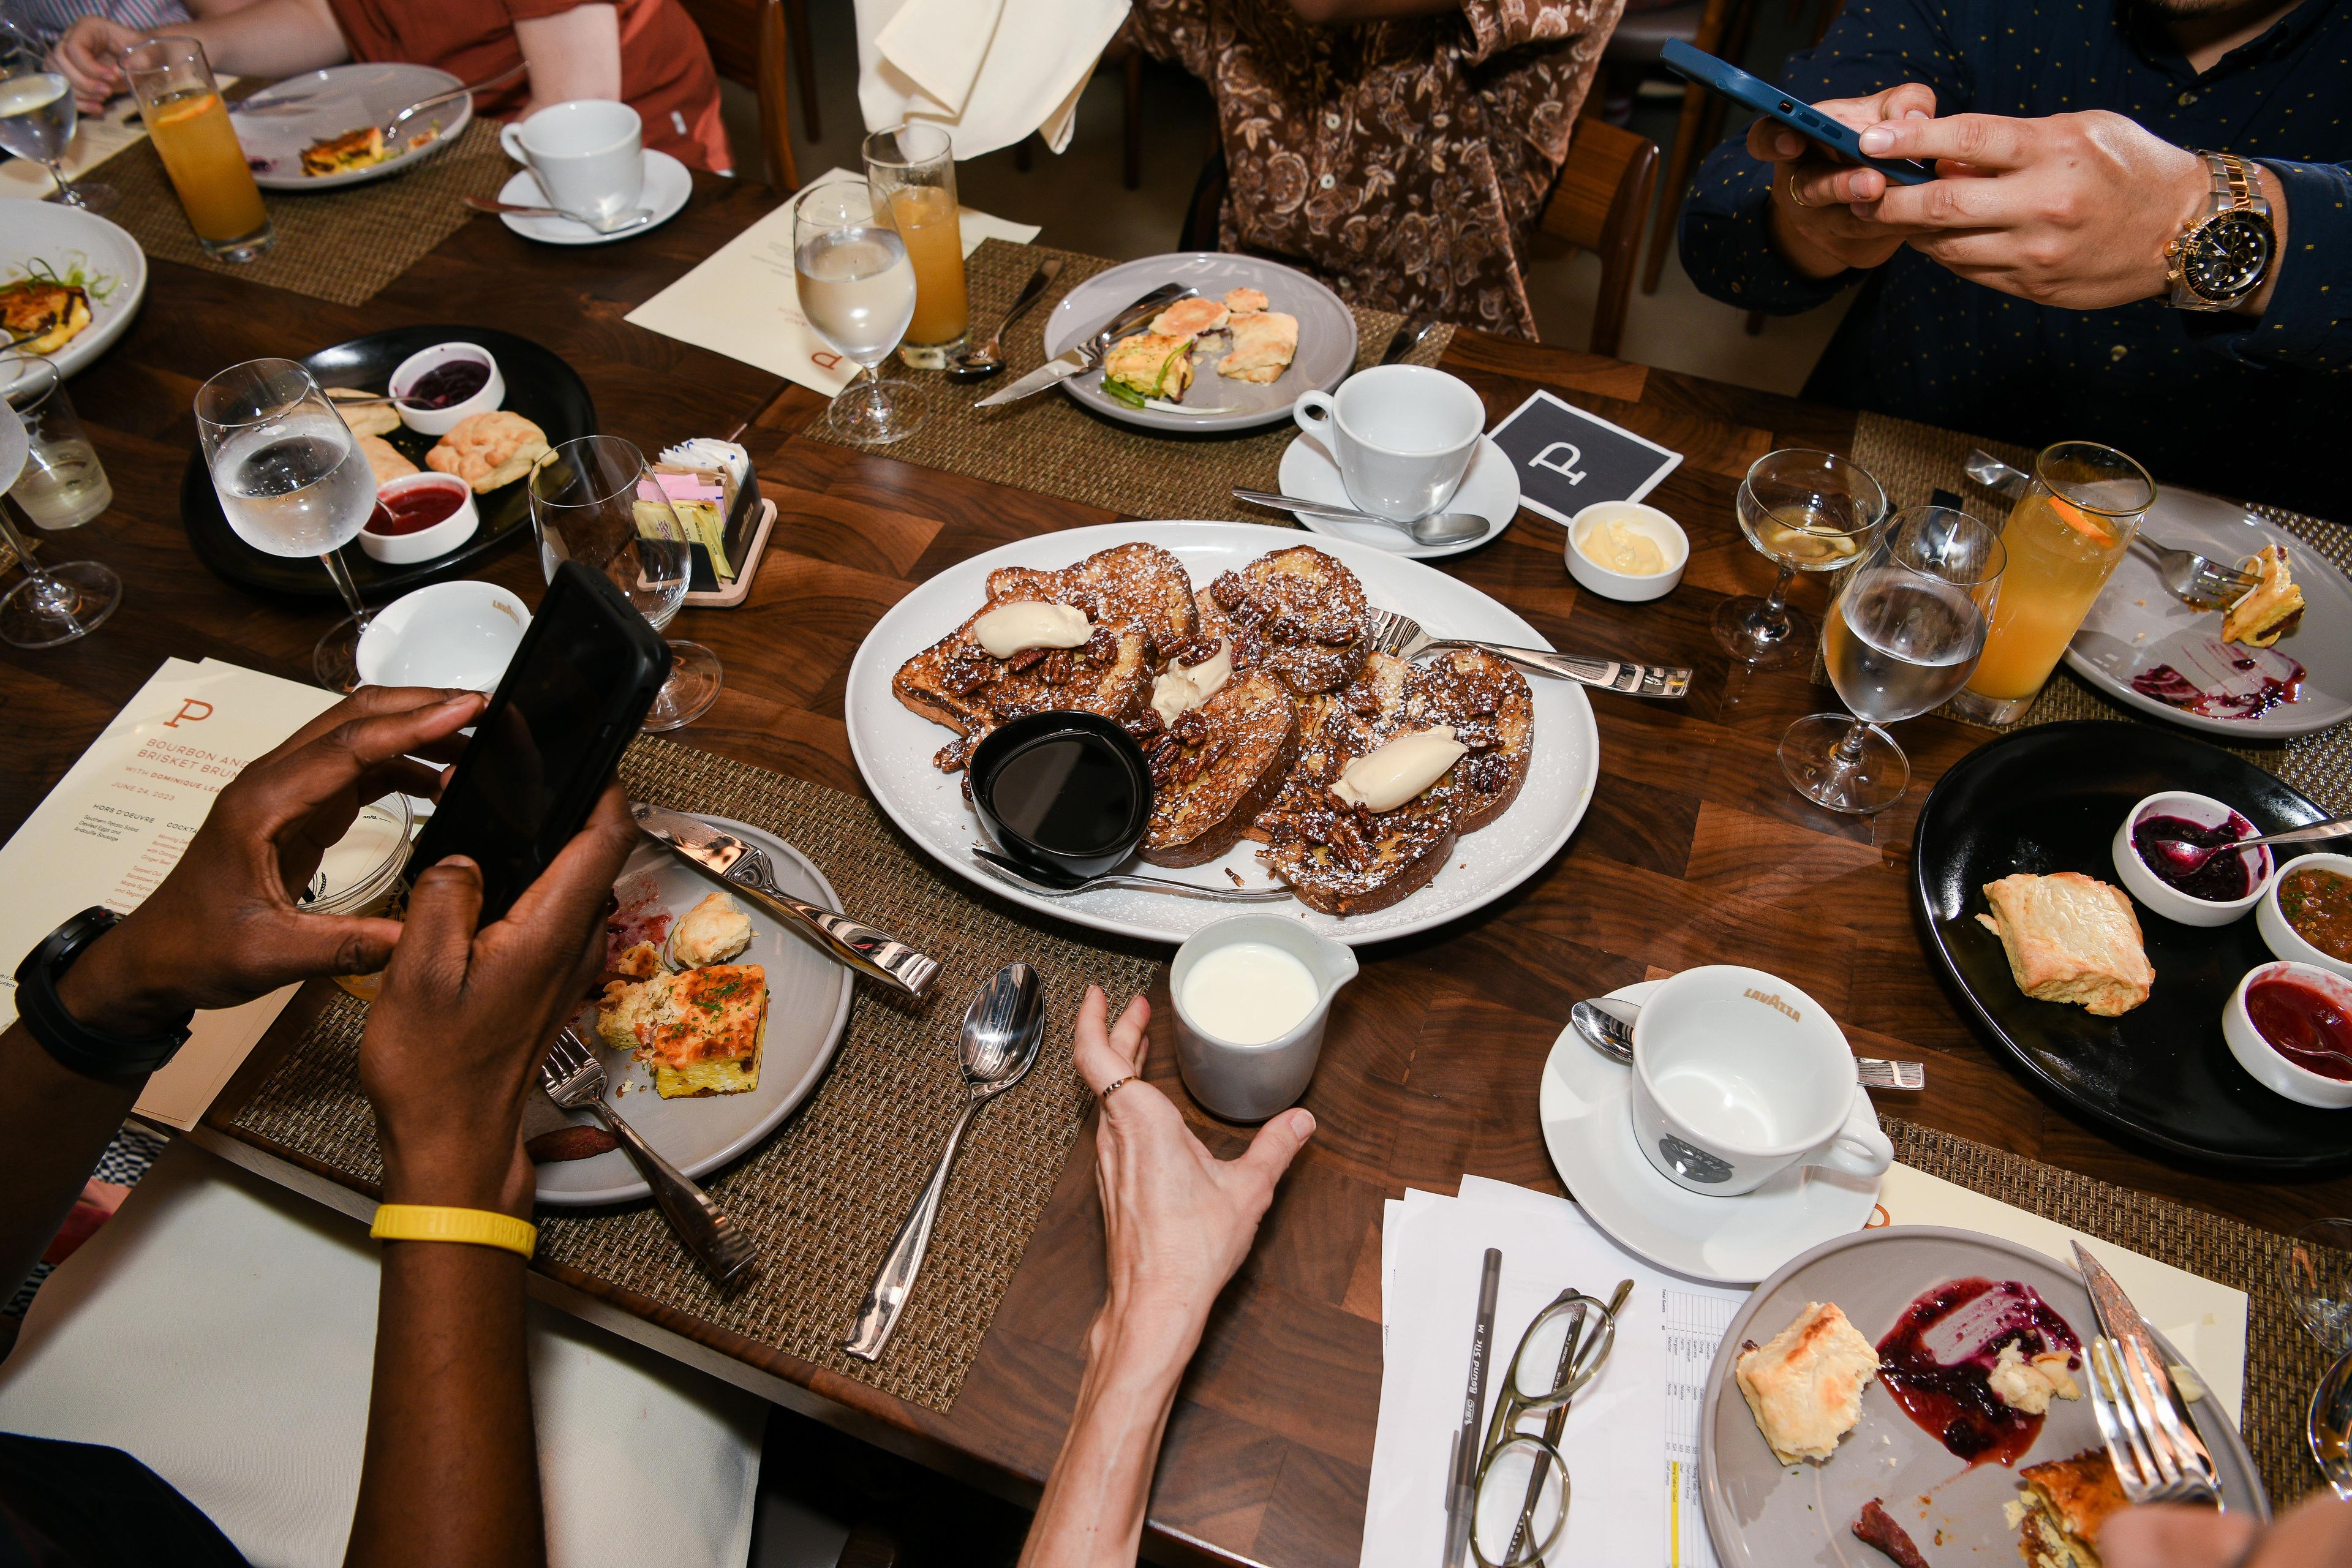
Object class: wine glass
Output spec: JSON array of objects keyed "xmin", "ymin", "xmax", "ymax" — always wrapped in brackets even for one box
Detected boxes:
[
  {"xmin": 527, "ymin": 434, "xmax": 722, "ymax": 731},
  {"xmin": 195, "ymin": 358, "xmax": 379, "ymax": 691},
  {"xmin": 0, "ymin": 13, "xmax": 116, "ymax": 214},
  {"xmin": 1781, "ymin": 505, "xmax": 2003, "ymax": 814},
  {"xmin": 2289, "ymin": 1219, "xmax": 2352, "ymax": 1353},
  {"xmin": 1716, "ymin": 449, "xmax": 1888, "ymax": 668},
  {"xmin": 793, "ymin": 176, "xmax": 922, "ymax": 444},
  {"xmin": 0, "ymin": 354, "xmax": 120, "ymax": 647}
]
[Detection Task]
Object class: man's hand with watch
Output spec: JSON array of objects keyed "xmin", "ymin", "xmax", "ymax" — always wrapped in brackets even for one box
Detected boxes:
[{"xmin": 1820, "ymin": 108, "xmax": 2284, "ymax": 314}]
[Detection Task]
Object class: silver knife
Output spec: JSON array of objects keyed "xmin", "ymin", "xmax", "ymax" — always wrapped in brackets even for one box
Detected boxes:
[
  {"xmin": 972, "ymin": 282, "xmax": 1194, "ymax": 408},
  {"xmin": 2071, "ymin": 1241, "xmax": 2217, "ymax": 1472},
  {"xmin": 631, "ymin": 802, "xmax": 941, "ymax": 998}
]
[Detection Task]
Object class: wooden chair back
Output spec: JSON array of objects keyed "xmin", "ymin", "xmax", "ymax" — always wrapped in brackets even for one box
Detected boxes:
[
  {"xmin": 675, "ymin": 0, "xmax": 805, "ymax": 191},
  {"xmin": 1537, "ymin": 116, "xmax": 1659, "ymax": 359}
]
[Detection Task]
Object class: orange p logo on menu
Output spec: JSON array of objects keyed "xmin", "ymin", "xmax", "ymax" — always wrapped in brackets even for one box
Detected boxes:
[
  {"xmin": 1743, "ymin": 987, "xmax": 1800, "ymax": 1023},
  {"xmin": 164, "ymin": 699, "xmax": 214, "ymax": 729}
]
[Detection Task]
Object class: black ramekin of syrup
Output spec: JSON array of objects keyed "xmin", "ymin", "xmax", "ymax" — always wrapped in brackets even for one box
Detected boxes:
[{"xmin": 968, "ymin": 711, "xmax": 1153, "ymax": 880}]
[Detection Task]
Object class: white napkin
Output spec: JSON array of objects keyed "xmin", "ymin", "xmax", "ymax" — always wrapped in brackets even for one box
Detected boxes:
[
  {"xmin": 0, "ymin": 1142, "xmax": 764, "ymax": 1568},
  {"xmin": 854, "ymin": 0, "xmax": 1131, "ymax": 159}
]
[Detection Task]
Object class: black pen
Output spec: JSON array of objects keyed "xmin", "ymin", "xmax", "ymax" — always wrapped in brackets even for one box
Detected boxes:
[{"xmin": 1441, "ymin": 1248, "xmax": 1503, "ymax": 1568}]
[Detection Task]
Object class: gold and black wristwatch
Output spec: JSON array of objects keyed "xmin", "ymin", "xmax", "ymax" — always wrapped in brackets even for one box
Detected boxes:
[{"xmin": 2165, "ymin": 150, "xmax": 2275, "ymax": 311}]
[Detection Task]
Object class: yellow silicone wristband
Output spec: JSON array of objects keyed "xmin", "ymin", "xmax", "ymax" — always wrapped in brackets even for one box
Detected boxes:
[{"xmin": 369, "ymin": 1204, "xmax": 537, "ymax": 1260}]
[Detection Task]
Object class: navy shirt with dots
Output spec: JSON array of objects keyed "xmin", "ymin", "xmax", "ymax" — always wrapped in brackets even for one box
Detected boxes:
[{"xmin": 1679, "ymin": 0, "xmax": 2351, "ymax": 518}]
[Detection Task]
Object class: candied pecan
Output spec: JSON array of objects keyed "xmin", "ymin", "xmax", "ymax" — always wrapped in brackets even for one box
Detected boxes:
[
  {"xmin": 1463, "ymin": 681, "xmax": 1503, "ymax": 717},
  {"xmin": 1177, "ymin": 738, "xmax": 1227, "ymax": 785},
  {"xmin": 1123, "ymin": 709, "xmax": 1164, "ymax": 741},
  {"xmin": 1083, "ymin": 627, "xmax": 1118, "ymax": 663},
  {"xmin": 1327, "ymin": 815, "xmax": 1372, "ymax": 870},
  {"xmin": 1455, "ymin": 722, "xmax": 1500, "ymax": 751},
  {"xmin": 1040, "ymin": 650, "xmax": 1072, "ymax": 685},
  {"xmin": 1465, "ymin": 755, "xmax": 1509, "ymax": 793},
  {"xmin": 1170, "ymin": 709, "xmax": 1210, "ymax": 744},
  {"xmin": 1315, "ymin": 625, "xmax": 1363, "ymax": 647},
  {"xmin": 1169, "ymin": 636, "xmax": 1220, "ymax": 667},
  {"xmin": 991, "ymin": 688, "xmax": 1052, "ymax": 720},
  {"xmin": 943, "ymin": 650, "xmax": 996, "ymax": 696},
  {"xmin": 934, "ymin": 736, "xmax": 974, "ymax": 772},
  {"xmin": 1210, "ymin": 571, "xmax": 1248, "ymax": 610},
  {"xmin": 1344, "ymin": 683, "xmax": 1384, "ymax": 717},
  {"xmin": 1005, "ymin": 647, "xmax": 1048, "ymax": 673}
]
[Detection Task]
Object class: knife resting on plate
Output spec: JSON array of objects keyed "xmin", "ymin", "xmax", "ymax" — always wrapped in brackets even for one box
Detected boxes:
[
  {"xmin": 631, "ymin": 803, "xmax": 941, "ymax": 998},
  {"xmin": 972, "ymin": 282, "xmax": 1196, "ymax": 409}
]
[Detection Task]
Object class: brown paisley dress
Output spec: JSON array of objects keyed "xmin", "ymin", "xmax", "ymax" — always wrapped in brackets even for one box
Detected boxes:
[{"xmin": 1129, "ymin": 0, "xmax": 1622, "ymax": 339}]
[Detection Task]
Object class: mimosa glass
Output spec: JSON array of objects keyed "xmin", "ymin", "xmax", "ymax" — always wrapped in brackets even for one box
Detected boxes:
[
  {"xmin": 863, "ymin": 122, "xmax": 969, "ymax": 369},
  {"xmin": 121, "ymin": 36, "xmax": 271, "ymax": 263}
]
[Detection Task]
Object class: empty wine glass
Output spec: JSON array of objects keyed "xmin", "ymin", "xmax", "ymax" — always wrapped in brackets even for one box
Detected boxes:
[
  {"xmin": 1782, "ymin": 505, "xmax": 2003, "ymax": 814},
  {"xmin": 1716, "ymin": 449, "xmax": 1888, "ymax": 668},
  {"xmin": 0, "ymin": 355, "xmax": 120, "ymax": 647},
  {"xmin": 2289, "ymin": 1218, "xmax": 2352, "ymax": 1354},
  {"xmin": 527, "ymin": 434, "xmax": 722, "ymax": 730},
  {"xmin": 793, "ymin": 176, "xmax": 922, "ymax": 444},
  {"xmin": 0, "ymin": 13, "xmax": 116, "ymax": 213},
  {"xmin": 195, "ymin": 358, "xmax": 378, "ymax": 691}
]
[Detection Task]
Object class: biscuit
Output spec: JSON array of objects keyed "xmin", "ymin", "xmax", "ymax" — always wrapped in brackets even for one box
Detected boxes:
[
  {"xmin": 327, "ymin": 387, "xmax": 401, "ymax": 439},
  {"xmin": 426, "ymin": 410, "xmax": 551, "ymax": 493},
  {"xmin": 358, "ymin": 432, "xmax": 416, "ymax": 484}
]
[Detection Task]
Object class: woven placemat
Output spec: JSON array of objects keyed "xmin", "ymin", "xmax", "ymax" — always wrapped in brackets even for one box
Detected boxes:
[
  {"xmin": 227, "ymin": 736, "xmax": 1159, "ymax": 1411},
  {"xmin": 805, "ymin": 238, "xmax": 1455, "ymax": 522},
  {"xmin": 104, "ymin": 116, "xmax": 510, "ymax": 306},
  {"xmin": 1842, "ymin": 411, "xmax": 2352, "ymax": 811},
  {"xmin": 1886, "ymin": 1117, "xmax": 2345, "ymax": 1504}
]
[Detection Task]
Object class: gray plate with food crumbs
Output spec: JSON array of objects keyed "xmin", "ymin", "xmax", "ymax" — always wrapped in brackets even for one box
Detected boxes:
[
  {"xmin": 2065, "ymin": 485, "xmax": 2352, "ymax": 739},
  {"xmin": 233, "ymin": 62, "xmax": 471, "ymax": 190},
  {"xmin": 1041, "ymin": 252, "xmax": 1355, "ymax": 434},
  {"xmin": 1700, "ymin": 1227, "xmax": 2266, "ymax": 1568}
]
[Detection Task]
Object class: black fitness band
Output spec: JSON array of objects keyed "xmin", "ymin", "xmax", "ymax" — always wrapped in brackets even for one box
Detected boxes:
[{"xmin": 12, "ymin": 907, "xmax": 192, "ymax": 1081}]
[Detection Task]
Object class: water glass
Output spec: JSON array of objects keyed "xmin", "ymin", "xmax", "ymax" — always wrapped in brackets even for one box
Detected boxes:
[
  {"xmin": 1782, "ymin": 505, "xmax": 2003, "ymax": 814},
  {"xmin": 793, "ymin": 177, "xmax": 922, "ymax": 444},
  {"xmin": 0, "ymin": 12, "xmax": 115, "ymax": 213},
  {"xmin": 863, "ymin": 122, "xmax": 968, "ymax": 369},
  {"xmin": 121, "ymin": 36, "xmax": 272, "ymax": 263},
  {"xmin": 2289, "ymin": 1218, "xmax": 2352, "ymax": 1353},
  {"xmin": 1715, "ymin": 449, "xmax": 1888, "ymax": 668},
  {"xmin": 1950, "ymin": 441, "xmax": 2154, "ymax": 726},
  {"xmin": 527, "ymin": 434, "xmax": 723, "ymax": 730},
  {"xmin": 0, "ymin": 386, "xmax": 119, "ymax": 648},
  {"xmin": 4, "ymin": 355, "xmax": 110, "ymax": 529},
  {"xmin": 195, "ymin": 358, "xmax": 377, "ymax": 689}
]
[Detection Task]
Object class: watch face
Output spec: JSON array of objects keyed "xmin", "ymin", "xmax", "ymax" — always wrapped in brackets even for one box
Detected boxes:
[{"xmin": 2184, "ymin": 209, "xmax": 2275, "ymax": 301}]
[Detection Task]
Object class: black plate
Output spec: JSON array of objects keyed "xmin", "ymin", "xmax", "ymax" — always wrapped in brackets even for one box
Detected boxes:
[
  {"xmin": 1912, "ymin": 720, "xmax": 2349, "ymax": 1175},
  {"xmin": 179, "ymin": 326, "xmax": 595, "ymax": 599}
]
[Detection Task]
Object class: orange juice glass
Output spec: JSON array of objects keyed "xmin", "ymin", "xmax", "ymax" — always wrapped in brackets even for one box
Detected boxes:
[
  {"xmin": 1950, "ymin": 441, "xmax": 2154, "ymax": 725},
  {"xmin": 863, "ymin": 123, "xmax": 968, "ymax": 368},
  {"xmin": 121, "ymin": 37, "xmax": 271, "ymax": 262}
]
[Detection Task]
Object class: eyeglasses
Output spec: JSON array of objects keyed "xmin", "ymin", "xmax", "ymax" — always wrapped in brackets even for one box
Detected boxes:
[{"xmin": 1467, "ymin": 1281, "xmax": 1629, "ymax": 1567}]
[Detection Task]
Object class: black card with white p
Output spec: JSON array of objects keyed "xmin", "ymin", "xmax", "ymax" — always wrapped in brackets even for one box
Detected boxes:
[{"xmin": 1487, "ymin": 390, "xmax": 1683, "ymax": 526}]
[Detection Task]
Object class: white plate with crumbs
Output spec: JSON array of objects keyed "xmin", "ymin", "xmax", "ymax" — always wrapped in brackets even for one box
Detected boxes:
[
  {"xmin": 1698, "ymin": 1227, "xmax": 2266, "ymax": 1568},
  {"xmin": 842, "ymin": 520, "xmax": 1600, "ymax": 946},
  {"xmin": 233, "ymin": 63, "xmax": 471, "ymax": 190},
  {"xmin": 1, "ymin": 203, "xmax": 146, "ymax": 380},
  {"xmin": 533, "ymin": 817, "xmax": 853, "ymax": 1206}
]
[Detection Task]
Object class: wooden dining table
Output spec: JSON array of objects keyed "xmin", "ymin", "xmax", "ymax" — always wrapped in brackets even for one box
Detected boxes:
[{"xmin": 7, "ymin": 169, "xmax": 2348, "ymax": 1567}]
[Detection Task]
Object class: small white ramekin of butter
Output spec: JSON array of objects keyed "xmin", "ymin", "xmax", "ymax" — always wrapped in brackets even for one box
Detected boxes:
[
  {"xmin": 1565, "ymin": 500, "xmax": 1687, "ymax": 602},
  {"xmin": 1170, "ymin": 914, "xmax": 1359, "ymax": 1122}
]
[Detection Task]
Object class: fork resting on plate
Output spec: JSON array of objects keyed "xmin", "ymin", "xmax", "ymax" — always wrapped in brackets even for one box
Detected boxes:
[{"xmin": 1366, "ymin": 607, "xmax": 1690, "ymax": 698}]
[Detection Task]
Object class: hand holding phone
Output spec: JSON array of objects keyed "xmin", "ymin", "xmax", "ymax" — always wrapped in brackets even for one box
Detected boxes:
[{"xmin": 1660, "ymin": 40, "xmax": 1936, "ymax": 188}]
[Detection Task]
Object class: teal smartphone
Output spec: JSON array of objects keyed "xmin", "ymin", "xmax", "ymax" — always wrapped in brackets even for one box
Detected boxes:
[{"xmin": 1660, "ymin": 40, "xmax": 1936, "ymax": 187}]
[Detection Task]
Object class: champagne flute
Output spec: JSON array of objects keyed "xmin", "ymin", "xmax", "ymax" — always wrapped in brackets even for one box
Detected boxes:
[
  {"xmin": 528, "ymin": 434, "xmax": 722, "ymax": 731},
  {"xmin": 1716, "ymin": 449, "xmax": 1888, "ymax": 668},
  {"xmin": 0, "ymin": 354, "xmax": 120, "ymax": 647},
  {"xmin": 1781, "ymin": 505, "xmax": 2004, "ymax": 814},
  {"xmin": 0, "ymin": 14, "xmax": 116, "ymax": 214},
  {"xmin": 195, "ymin": 358, "xmax": 379, "ymax": 690},
  {"xmin": 794, "ymin": 176, "xmax": 923, "ymax": 444}
]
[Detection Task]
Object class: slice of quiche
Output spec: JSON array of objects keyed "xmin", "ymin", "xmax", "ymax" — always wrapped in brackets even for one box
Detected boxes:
[
  {"xmin": 1, "ymin": 279, "xmax": 90, "ymax": 356},
  {"xmin": 596, "ymin": 962, "xmax": 768, "ymax": 1098},
  {"xmin": 2222, "ymin": 543, "xmax": 2304, "ymax": 648}
]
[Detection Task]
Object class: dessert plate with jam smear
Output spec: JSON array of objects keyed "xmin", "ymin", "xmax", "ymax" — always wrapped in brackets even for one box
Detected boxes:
[
  {"xmin": 1698, "ymin": 1227, "xmax": 2267, "ymax": 1568},
  {"xmin": 2064, "ymin": 484, "xmax": 2352, "ymax": 738}
]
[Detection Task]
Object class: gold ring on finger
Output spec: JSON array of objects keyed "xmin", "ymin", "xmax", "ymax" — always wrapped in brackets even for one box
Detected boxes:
[{"xmin": 1787, "ymin": 175, "xmax": 1813, "ymax": 209}]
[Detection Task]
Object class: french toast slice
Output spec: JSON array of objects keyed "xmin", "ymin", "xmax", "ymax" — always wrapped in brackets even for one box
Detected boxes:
[
  {"xmin": 1140, "ymin": 669, "xmax": 1298, "ymax": 867},
  {"xmin": 1206, "ymin": 545, "xmax": 1370, "ymax": 695},
  {"xmin": 986, "ymin": 542, "xmax": 1197, "ymax": 660},
  {"xmin": 893, "ymin": 608, "xmax": 1151, "ymax": 770},
  {"xmin": 1253, "ymin": 653, "xmax": 1462, "ymax": 915},
  {"xmin": 1405, "ymin": 649, "xmax": 1534, "ymax": 833}
]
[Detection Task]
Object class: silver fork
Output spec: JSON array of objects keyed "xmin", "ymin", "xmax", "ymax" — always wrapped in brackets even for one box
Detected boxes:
[
  {"xmin": 2085, "ymin": 1335, "xmax": 2222, "ymax": 1507},
  {"xmin": 1962, "ymin": 448, "xmax": 2256, "ymax": 607},
  {"xmin": 540, "ymin": 1028, "xmax": 755, "ymax": 1284},
  {"xmin": 1366, "ymin": 607, "xmax": 1691, "ymax": 699}
]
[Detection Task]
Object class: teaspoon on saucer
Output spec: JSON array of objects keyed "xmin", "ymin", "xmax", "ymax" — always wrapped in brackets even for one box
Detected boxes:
[
  {"xmin": 1232, "ymin": 488, "xmax": 1488, "ymax": 547},
  {"xmin": 1570, "ymin": 997, "xmax": 1927, "ymax": 1090}
]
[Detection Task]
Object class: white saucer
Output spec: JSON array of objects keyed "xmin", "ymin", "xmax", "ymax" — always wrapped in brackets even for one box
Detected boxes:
[
  {"xmin": 1536, "ymin": 980, "xmax": 1884, "ymax": 1284},
  {"xmin": 496, "ymin": 149, "xmax": 691, "ymax": 245},
  {"xmin": 1275, "ymin": 432, "xmax": 1518, "ymax": 559}
]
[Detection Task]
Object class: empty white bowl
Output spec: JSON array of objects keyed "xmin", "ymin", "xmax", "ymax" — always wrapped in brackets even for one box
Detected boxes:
[
  {"xmin": 387, "ymin": 341, "xmax": 504, "ymax": 436},
  {"xmin": 2110, "ymin": 790, "xmax": 2271, "ymax": 927},
  {"xmin": 358, "ymin": 472, "xmax": 478, "ymax": 565},
  {"xmin": 2258, "ymin": 851, "xmax": 2352, "ymax": 981},
  {"xmin": 355, "ymin": 579, "xmax": 531, "ymax": 693},
  {"xmin": 2222, "ymin": 960, "xmax": 2352, "ymax": 1109},
  {"xmin": 1565, "ymin": 500, "xmax": 1687, "ymax": 602}
]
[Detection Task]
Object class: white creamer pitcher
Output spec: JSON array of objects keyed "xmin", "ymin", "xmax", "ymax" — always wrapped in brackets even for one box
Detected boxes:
[{"xmin": 1170, "ymin": 914, "xmax": 1358, "ymax": 1122}]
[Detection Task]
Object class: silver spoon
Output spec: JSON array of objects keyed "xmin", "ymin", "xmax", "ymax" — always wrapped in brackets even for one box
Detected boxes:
[
  {"xmin": 971, "ymin": 846, "xmax": 1290, "ymax": 903},
  {"xmin": 948, "ymin": 256, "xmax": 1063, "ymax": 383},
  {"xmin": 1964, "ymin": 448, "xmax": 2256, "ymax": 607},
  {"xmin": 464, "ymin": 195, "xmax": 657, "ymax": 234},
  {"xmin": 2312, "ymin": 1343, "xmax": 2352, "ymax": 1499},
  {"xmin": 1232, "ymin": 488, "xmax": 1490, "ymax": 547},
  {"xmin": 2140, "ymin": 815, "xmax": 2352, "ymax": 875},
  {"xmin": 1570, "ymin": 997, "xmax": 1927, "ymax": 1090},
  {"xmin": 844, "ymin": 962, "xmax": 1046, "ymax": 1362}
]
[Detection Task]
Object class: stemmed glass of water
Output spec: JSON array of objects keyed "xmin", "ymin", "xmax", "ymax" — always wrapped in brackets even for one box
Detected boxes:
[
  {"xmin": 1781, "ymin": 505, "xmax": 2004, "ymax": 815},
  {"xmin": 793, "ymin": 177, "xmax": 922, "ymax": 444},
  {"xmin": 196, "ymin": 358, "xmax": 380, "ymax": 690},
  {"xmin": 0, "ymin": 13, "xmax": 116, "ymax": 213},
  {"xmin": 527, "ymin": 434, "xmax": 722, "ymax": 730}
]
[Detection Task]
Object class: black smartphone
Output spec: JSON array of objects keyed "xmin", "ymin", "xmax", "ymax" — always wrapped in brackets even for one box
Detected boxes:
[
  {"xmin": 407, "ymin": 560, "xmax": 670, "ymax": 923},
  {"xmin": 1659, "ymin": 40, "xmax": 1936, "ymax": 187}
]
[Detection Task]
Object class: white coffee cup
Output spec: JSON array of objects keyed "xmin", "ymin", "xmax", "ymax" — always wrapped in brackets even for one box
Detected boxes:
[
  {"xmin": 499, "ymin": 100, "xmax": 643, "ymax": 224},
  {"xmin": 1627, "ymin": 965, "xmax": 1893, "ymax": 1197},
  {"xmin": 1292, "ymin": 364, "xmax": 1485, "ymax": 522},
  {"xmin": 355, "ymin": 579, "xmax": 532, "ymax": 693}
]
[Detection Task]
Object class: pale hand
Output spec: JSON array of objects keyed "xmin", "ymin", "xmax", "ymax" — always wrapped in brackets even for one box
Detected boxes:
[
  {"xmin": 47, "ymin": 18, "xmax": 143, "ymax": 112},
  {"xmin": 1754, "ymin": 81, "xmax": 1944, "ymax": 281}
]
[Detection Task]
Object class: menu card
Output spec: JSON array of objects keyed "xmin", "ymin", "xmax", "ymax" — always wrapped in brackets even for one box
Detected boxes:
[
  {"xmin": 624, "ymin": 165, "xmax": 1039, "ymax": 395},
  {"xmin": 0, "ymin": 658, "xmax": 339, "ymax": 1129}
]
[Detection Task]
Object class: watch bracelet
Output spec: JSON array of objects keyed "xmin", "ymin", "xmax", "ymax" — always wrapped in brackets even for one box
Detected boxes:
[{"xmin": 11, "ymin": 907, "xmax": 195, "ymax": 1080}]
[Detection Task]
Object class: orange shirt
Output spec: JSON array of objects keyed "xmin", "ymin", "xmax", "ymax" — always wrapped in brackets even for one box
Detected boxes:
[{"xmin": 328, "ymin": 0, "xmax": 731, "ymax": 172}]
